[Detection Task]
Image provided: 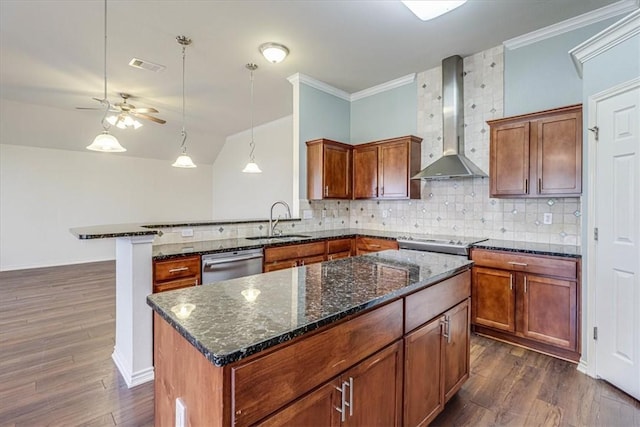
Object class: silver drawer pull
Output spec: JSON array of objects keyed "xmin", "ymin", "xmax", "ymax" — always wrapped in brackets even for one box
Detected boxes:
[
  {"xmin": 508, "ymin": 261, "xmax": 528, "ymax": 267},
  {"xmin": 168, "ymin": 267, "xmax": 189, "ymax": 273},
  {"xmin": 370, "ymin": 244, "xmax": 381, "ymax": 248}
]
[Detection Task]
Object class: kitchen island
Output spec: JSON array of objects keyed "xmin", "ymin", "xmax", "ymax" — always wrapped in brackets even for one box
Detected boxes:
[{"xmin": 147, "ymin": 249, "xmax": 473, "ymax": 426}]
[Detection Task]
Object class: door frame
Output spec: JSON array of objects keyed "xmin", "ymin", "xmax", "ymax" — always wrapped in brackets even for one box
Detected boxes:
[{"xmin": 583, "ymin": 76, "xmax": 640, "ymax": 378}]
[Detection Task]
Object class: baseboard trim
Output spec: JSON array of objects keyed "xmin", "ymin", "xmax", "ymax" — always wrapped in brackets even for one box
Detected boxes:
[{"xmin": 112, "ymin": 349, "xmax": 155, "ymax": 389}]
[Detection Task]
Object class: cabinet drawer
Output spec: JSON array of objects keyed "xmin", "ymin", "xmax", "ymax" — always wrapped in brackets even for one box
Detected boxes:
[
  {"xmin": 327, "ymin": 238, "xmax": 353, "ymax": 254},
  {"xmin": 356, "ymin": 237, "xmax": 399, "ymax": 252},
  {"xmin": 327, "ymin": 251, "xmax": 351, "ymax": 261},
  {"xmin": 471, "ymin": 249, "xmax": 577, "ymax": 279},
  {"xmin": 231, "ymin": 299, "xmax": 403, "ymax": 426},
  {"xmin": 405, "ymin": 270, "xmax": 471, "ymax": 333},
  {"xmin": 264, "ymin": 241, "xmax": 326, "ymax": 263},
  {"xmin": 263, "ymin": 260, "xmax": 298, "ymax": 272},
  {"xmin": 153, "ymin": 276, "xmax": 198, "ymax": 293},
  {"xmin": 153, "ymin": 256, "xmax": 200, "ymax": 282}
]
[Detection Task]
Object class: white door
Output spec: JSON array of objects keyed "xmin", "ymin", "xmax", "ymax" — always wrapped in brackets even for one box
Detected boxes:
[{"xmin": 594, "ymin": 80, "xmax": 640, "ymax": 399}]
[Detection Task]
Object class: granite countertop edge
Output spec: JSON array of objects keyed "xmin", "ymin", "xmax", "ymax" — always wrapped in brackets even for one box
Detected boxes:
[
  {"xmin": 146, "ymin": 263, "xmax": 471, "ymax": 367},
  {"xmin": 472, "ymin": 239, "xmax": 582, "ymax": 258}
]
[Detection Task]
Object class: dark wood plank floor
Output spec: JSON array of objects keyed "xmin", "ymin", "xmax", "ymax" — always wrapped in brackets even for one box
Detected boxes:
[{"xmin": 1, "ymin": 261, "xmax": 638, "ymax": 426}]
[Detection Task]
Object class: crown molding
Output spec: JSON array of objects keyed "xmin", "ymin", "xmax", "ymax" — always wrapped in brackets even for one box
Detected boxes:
[
  {"xmin": 504, "ymin": 0, "xmax": 639, "ymax": 50},
  {"xmin": 287, "ymin": 73, "xmax": 351, "ymax": 101},
  {"xmin": 570, "ymin": 9, "xmax": 640, "ymax": 77},
  {"xmin": 350, "ymin": 73, "xmax": 416, "ymax": 101}
]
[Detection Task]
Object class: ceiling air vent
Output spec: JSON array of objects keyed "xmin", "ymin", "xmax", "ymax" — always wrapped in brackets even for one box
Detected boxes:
[{"xmin": 128, "ymin": 58, "xmax": 166, "ymax": 72}]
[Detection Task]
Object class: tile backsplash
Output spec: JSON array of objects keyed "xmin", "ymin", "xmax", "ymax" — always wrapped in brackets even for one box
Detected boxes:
[{"xmin": 156, "ymin": 44, "xmax": 580, "ymax": 247}]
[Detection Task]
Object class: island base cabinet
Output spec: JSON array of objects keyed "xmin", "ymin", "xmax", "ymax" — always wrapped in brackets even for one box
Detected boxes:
[
  {"xmin": 259, "ymin": 341, "xmax": 403, "ymax": 426},
  {"xmin": 403, "ymin": 299, "xmax": 470, "ymax": 427}
]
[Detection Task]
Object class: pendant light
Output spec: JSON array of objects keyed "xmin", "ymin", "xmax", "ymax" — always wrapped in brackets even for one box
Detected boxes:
[
  {"xmin": 242, "ymin": 63, "xmax": 262, "ymax": 173},
  {"xmin": 172, "ymin": 35, "xmax": 196, "ymax": 168},
  {"xmin": 86, "ymin": 0, "xmax": 125, "ymax": 153}
]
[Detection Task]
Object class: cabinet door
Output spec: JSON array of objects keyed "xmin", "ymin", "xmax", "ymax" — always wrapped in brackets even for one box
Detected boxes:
[
  {"xmin": 521, "ymin": 274, "xmax": 577, "ymax": 350},
  {"xmin": 379, "ymin": 140, "xmax": 409, "ymax": 199},
  {"xmin": 257, "ymin": 380, "xmax": 341, "ymax": 427},
  {"xmin": 490, "ymin": 121, "xmax": 530, "ymax": 197},
  {"xmin": 324, "ymin": 143, "xmax": 352, "ymax": 199},
  {"xmin": 353, "ymin": 145, "xmax": 379, "ymax": 198},
  {"xmin": 343, "ymin": 341, "xmax": 403, "ymax": 427},
  {"xmin": 534, "ymin": 111, "xmax": 582, "ymax": 196},
  {"xmin": 472, "ymin": 267, "xmax": 515, "ymax": 332},
  {"xmin": 404, "ymin": 316, "xmax": 444, "ymax": 427},
  {"xmin": 263, "ymin": 260, "xmax": 298, "ymax": 272},
  {"xmin": 298, "ymin": 254, "xmax": 326, "ymax": 267},
  {"xmin": 443, "ymin": 299, "xmax": 470, "ymax": 402}
]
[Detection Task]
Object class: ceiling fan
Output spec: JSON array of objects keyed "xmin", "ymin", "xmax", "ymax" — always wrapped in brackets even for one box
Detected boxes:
[{"xmin": 77, "ymin": 93, "xmax": 166, "ymax": 129}]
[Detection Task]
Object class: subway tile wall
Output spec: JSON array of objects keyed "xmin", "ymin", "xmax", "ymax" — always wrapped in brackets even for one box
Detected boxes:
[{"xmin": 156, "ymin": 45, "xmax": 580, "ymax": 246}]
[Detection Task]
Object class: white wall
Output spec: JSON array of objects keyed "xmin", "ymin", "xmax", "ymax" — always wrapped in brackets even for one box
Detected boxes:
[
  {"xmin": 212, "ymin": 115, "xmax": 294, "ymax": 219},
  {"xmin": 0, "ymin": 144, "xmax": 213, "ymax": 271}
]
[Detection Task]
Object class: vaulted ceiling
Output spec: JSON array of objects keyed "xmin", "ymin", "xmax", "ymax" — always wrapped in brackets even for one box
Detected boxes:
[{"xmin": 0, "ymin": 0, "xmax": 622, "ymax": 164}]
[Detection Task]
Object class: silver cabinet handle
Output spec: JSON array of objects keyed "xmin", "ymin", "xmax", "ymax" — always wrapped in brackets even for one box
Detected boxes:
[
  {"xmin": 195, "ymin": 278, "xmax": 199, "ymax": 286},
  {"xmin": 334, "ymin": 381, "xmax": 347, "ymax": 422},
  {"xmin": 347, "ymin": 377, "xmax": 353, "ymax": 417},
  {"xmin": 524, "ymin": 275, "xmax": 528, "ymax": 293},
  {"xmin": 509, "ymin": 273, "xmax": 513, "ymax": 291},
  {"xmin": 370, "ymin": 244, "xmax": 381, "ymax": 248},
  {"xmin": 168, "ymin": 267, "xmax": 189, "ymax": 273},
  {"xmin": 203, "ymin": 254, "xmax": 263, "ymax": 266},
  {"xmin": 525, "ymin": 179, "xmax": 528, "ymax": 194},
  {"xmin": 538, "ymin": 178, "xmax": 542, "ymax": 193},
  {"xmin": 508, "ymin": 261, "xmax": 528, "ymax": 267},
  {"xmin": 325, "ymin": 186, "xmax": 329, "ymax": 197},
  {"xmin": 441, "ymin": 316, "xmax": 450, "ymax": 343}
]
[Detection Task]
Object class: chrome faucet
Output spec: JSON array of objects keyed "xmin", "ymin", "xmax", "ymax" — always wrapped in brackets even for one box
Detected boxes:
[{"xmin": 269, "ymin": 200, "xmax": 292, "ymax": 237}]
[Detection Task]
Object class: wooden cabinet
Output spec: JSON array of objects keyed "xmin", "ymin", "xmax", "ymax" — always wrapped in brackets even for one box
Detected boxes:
[
  {"xmin": 307, "ymin": 139, "xmax": 352, "ymax": 200},
  {"xmin": 353, "ymin": 135, "xmax": 422, "ymax": 200},
  {"xmin": 488, "ymin": 104, "xmax": 582, "ymax": 198},
  {"xmin": 263, "ymin": 241, "xmax": 326, "ymax": 272},
  {"xmin": 327, "ymin": 238, "xmax": 354, "ymax": 260},
  {"xmin": 471, "ymin": 249, "xmax": 580, "ymax": 361},
  {"xmin": 356, "ymin": 236, "xmax": 399, "ymax": 255},
  {"xmin": 152, "ymin": 255, "xmax": 200, "ymax": 293},
  {"xmin": 403, "ymin": 272, "xmax": 470, "ymax": 427},
  {"xmin": 260, "ymin": 341, "xmax": 403, "ymax": 426}
]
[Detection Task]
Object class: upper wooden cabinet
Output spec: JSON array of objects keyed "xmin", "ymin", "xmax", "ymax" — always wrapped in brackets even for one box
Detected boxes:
[
  {"xmin": 307, "ymin": 139, "xmax": 352, "ymax": 200},
  {"xmin": 353, "ymin": 136, "xmax": 422, "ymax": 200},
  {"xmin": 487, "ymin": 104, "xmax": 582, "ymax": 198}
]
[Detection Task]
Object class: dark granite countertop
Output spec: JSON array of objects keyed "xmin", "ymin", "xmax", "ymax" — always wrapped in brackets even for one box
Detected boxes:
[
  {"xmin": 152, "ymin": 228, "xmax": 401, "ymax": 260},
  {"xmin": 472, "ymin": 239, "xmax": 581, "ymax": 258},
  {"xmin": 146, "ymin": 249, "xmax": 473, "ymax": 367},
  {"xmin": 70, "ymin": 218, "xmax": 302, "ymax": 240}
]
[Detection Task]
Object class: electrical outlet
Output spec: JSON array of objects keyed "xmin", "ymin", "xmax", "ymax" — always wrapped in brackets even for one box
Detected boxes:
[
  {"xmin": 175, "ymin": 398, "xmax": 186, "ymax": 427},
  {"xmin": 181, "ymin": 228, "xmax": 194, "ymax": 237},
  {"xmin": 543, "ymin": 213, "xmax": 553, "ymax": 225},
  {"xmin": 302, "ymin": 209, "xmax": 313, "ymax": 219},
  {"xmin": 382, "ymin": 210, "xmax": 388, "ymax": 218}
]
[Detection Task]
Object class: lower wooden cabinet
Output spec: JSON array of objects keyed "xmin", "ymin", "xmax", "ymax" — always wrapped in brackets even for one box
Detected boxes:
[
  {"xmin": 471, "ymin": 249, "xmax": 580, "ymax": 361},
  {"xmin": 152, "ymin": 255, "xmax": 200, "ymax": 293},
  {"xmin": 404, "ymin": 299, "xmax": 470, "ymax": 427},
  {"xmin": 264, "ymin": 241, "xmax": 326, "ymax": 272},
  {"xmin": 260, "ymin": 341, "xmax": 403, "ymax": 426},
  {"xmin": 355, "ymin": 236, "xmax": 399, "ymax": 255},
  {"xmin": 327, "ymin": 238, "xmax": 354, "ymax": 260}
]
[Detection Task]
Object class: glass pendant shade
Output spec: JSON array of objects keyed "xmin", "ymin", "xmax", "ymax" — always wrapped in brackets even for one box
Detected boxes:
[
  {"xmin": 172, "ymin": 150, "xmax": 196, "ymax": 168},
  {"xmin": 86, "ymin": 131, "xmax": 126, "ymax": 152},
  {"xmin": 259, "ymin": 43, "xmax": 289, "ymax": 64},
  {"xmin": 242, "ymin": 161, "xmax": 262, "ymax": 173}
]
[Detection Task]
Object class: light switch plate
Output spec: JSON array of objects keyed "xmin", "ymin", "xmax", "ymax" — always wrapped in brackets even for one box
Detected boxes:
[
  {"xmin": 543, "ymin": 213, "xmax": 553, "ymax": 225},
  {"xmin": 302, "ymin": 209, "xmax": 313, "ymax": 219}
]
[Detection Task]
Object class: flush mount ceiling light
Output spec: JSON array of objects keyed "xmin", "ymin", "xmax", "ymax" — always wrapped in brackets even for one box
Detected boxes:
[
  {"xmin": 401, "ymin": 0, "xmax": 467, "ymax": 21},
  {"xmin": 172, "ymin": 35, "xmax": 196, "ymax": 169},
  {"xmin": 242, "ymin": 63, "xmax": 262, "ymax": 174},
  {"xmin": 86, "ymin": 0, "xmax": 126, "ymax": 153},
  {"xmin": 259, "ymin": 42, "xmax": 289, "ymax": 64}
]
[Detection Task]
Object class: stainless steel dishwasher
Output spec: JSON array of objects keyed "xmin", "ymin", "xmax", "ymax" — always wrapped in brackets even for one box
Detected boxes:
[{"xmin": 201, "ymin": 248, "xmax": 264, "ymax": 284}]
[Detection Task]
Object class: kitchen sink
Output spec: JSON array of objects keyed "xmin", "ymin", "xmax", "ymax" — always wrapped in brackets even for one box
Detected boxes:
[{"xmin": 245, "ymin": 234, "xmax": 311, "ymax": 241}]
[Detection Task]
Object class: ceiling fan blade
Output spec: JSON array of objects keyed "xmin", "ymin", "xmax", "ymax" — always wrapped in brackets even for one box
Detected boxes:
[
  {"xmin": 92, "ymin": 97, "xmax": 105, "ymax": 103},
  {"xmin": 131, "ymin": 107, "xmax": 159, "ymax": 114},
  {"xmin": 76, "ymin": 107, "xmax": 104, "ymax": 110},
  {"xmin": 133, "ymin": 113, "xmax": 166, "ymax": 124}
]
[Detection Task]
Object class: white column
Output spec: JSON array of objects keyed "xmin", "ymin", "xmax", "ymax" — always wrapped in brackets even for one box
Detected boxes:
[{"xmin": 111, "ymin": 235, "xmax": 155, "ymax": 388}]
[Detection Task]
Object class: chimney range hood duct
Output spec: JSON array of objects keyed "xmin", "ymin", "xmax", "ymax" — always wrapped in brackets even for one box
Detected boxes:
[{"xmin": 412, "ymin": 55, "xmax": 487, "ymax": 180}]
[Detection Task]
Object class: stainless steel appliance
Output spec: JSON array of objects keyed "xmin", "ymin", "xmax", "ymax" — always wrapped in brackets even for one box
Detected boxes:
[
  {"xmin": 397, "ymin": 235, "xmax": 488, "ymax": 256},
  {"xmin": 201, "ymin": 248, "xmax": 263, "ymax": 284}
]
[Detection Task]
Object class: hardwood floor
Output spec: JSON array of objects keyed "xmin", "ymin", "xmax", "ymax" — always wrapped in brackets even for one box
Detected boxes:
[{"xmin": 0, "ymin": 261, "xmax": 638, "ymax": 426}]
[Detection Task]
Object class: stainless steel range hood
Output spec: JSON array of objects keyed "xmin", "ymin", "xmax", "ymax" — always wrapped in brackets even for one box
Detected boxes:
[{"xmin": 412, "ymin": 55, "xmax": 487, "ymax": 180}]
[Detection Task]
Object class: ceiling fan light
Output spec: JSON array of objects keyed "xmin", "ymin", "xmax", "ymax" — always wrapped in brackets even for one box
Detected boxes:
[
  {"xmin": 242, "ymin": 161, "xmax": 262, "ymax": 173},
  {"xmin": 172, "ymin": 151, "xmax": 197, "ymax": 168},
  {"xmin": 87, "ymin": 131, "xmax": 126, "ymax": 152},
  {"xmin": 259, "ymin": 43, "xmax": 289, "ymax": 64},
  {"xmin": 132, "ymin": 120, "xmax": 143, "ymax": 129},
  {"xmin": 123, "ymin": 115, "xmax": 134, "ymax": 126},
  {"xmin": 106, "ymin": 115, "xmax": 118, "ymax": 126},
  {"xmin": 401, "ymin": 0, "xmax": 467, "ymax": 21}
]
